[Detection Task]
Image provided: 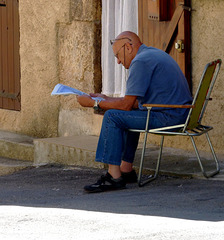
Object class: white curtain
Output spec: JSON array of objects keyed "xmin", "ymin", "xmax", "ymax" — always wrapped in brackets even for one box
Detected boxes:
[{"xmin": 101, "ymin": 0, "xmax": 138, "ymax": 97}]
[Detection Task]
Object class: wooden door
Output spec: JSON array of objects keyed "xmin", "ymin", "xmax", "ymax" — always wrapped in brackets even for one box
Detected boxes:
[
  {"xmin": 138, "ymin": 0, "xmax": 192, "ymax": 90},
  {"xmin": 0, "ymin": 0, "xmax": 20, "ymax": 111}
]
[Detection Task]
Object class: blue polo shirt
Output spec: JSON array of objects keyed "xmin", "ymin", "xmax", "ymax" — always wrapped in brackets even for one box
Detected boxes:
[{"xmin": 125, "ymin": 44, "xmax": 192, "ymax": 120}]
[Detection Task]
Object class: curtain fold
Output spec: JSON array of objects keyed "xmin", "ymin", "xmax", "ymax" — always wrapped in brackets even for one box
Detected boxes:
[{"xmin": 101, "ymin": 0, "xmax": 138, "ymax": 97}]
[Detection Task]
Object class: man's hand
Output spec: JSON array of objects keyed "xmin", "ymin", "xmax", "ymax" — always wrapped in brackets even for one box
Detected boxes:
[
  {"xmin": 76, "ymin": 95, "xmax": 94, "ymax": 107},
  {"xmin": 90, "ymin": 93, "xmax": 107, "ymax": 100}
]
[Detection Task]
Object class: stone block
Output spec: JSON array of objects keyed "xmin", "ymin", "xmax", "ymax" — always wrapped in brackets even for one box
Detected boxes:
[
  {"xmin": 0, "ymin": 157, "xmax": 33, "ymax": 176},
  {"xmin": 0, "ymin": 131, "xmax": 34, "ymax": 161},
  {"xmin": 70, "ymin": 0, "xmax": 102, "ymax": 21},
  {"xmin": 34, "ymin": 135, "xmax": 104, "ymax": 169}
]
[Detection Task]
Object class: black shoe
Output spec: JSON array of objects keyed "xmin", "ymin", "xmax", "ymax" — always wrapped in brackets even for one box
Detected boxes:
[
  {"xmin": 84, "ymin": 172, "xmax": 126, "ymax": 193},
  {"xmin": 121, "ymin": 170, "xmax": 137, "ymax": 183}
]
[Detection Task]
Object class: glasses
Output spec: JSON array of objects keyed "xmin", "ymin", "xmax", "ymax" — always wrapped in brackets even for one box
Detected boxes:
[
  {"xmin": 110, "ymin": 37, "xmax": 132, "ymax": 46},
  {"xmin": 114, "ymin": 44, "xmax": 126, "ymax": 58},
  {"xmin": 110, "ymin": 38, "xmax": 132, "ymax": 59}
]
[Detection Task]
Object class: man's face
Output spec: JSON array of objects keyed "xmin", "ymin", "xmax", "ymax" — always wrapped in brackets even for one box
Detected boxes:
[{"xmin": 111, "ymin": 38, "xmax": 132, "ymax": 69}]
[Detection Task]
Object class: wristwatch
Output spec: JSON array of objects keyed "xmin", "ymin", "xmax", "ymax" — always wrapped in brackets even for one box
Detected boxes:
[{"xmin": 93, "ymin": 99, "xmax": 101, "ymax": 111}]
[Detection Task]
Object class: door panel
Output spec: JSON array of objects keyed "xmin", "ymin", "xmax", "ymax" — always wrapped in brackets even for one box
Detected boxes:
[
  {"xmin": 0, "ymin": 0, "xmax": 20, "ymax": 110},
  {"xmin": 138, "ymin": 0, "xmax": 191, "ymax": 90}
]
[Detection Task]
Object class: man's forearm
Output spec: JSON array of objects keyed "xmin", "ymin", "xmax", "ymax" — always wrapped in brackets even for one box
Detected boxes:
[
  {"xmin": 103, "ymin": 96, "xmax": 124, "ymax": 101},
  {"xmin": 99, "ymin": 96, "xmax": 138, "ymax": 111}
]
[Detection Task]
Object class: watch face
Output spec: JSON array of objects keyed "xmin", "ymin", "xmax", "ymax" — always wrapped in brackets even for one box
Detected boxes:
[
  {"xmin": 94, "ymin": 101, "xmax": 98, "ymax": 108},
  {"xmin": 93, "ymin": 100, "xmax": 98, "ymax": 109}
]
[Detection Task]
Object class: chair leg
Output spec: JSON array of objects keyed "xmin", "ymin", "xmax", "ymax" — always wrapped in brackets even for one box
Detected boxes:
[
  {"xmin": 190, "ymin": 134, "xmax": 220, "ymax": 178},
  {"xmin": 138, "ymin": 135, "xmax": 164, "ymax": 187},
  {"xmin": 205, "ymin": 132, "xmax": 220, "ymax": 176}
]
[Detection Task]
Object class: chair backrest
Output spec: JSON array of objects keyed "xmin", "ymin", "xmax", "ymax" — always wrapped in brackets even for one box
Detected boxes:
[{"xmin": 184, "ymin": 59, "xmax": 222, "ymax": 131}]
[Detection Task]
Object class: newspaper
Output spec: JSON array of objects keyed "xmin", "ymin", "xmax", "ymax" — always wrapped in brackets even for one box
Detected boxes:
[{"xmin": 51, "ymin": 84, "xmax": 104, "ymax": 101}]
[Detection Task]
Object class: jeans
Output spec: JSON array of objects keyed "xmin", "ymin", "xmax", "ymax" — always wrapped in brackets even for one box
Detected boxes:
[{"xmin": 95, "ymin": 109, "xmax": 187, "ymax": 166}]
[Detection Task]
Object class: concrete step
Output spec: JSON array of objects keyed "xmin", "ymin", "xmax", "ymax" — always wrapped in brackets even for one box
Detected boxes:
[
  {"xmin": 0, "ymin": 157, "xmax": 34, "ymax": 176},
  {"xmin": 34, "ymin": 135, "xmax": 104, "ymax": 169},
  {"xmin": 0, "ymin": 130, "xmax": 35, "ymax": 161},
  {"xmin": 34, "ymin": 135, "xmax": 224, "ymax": 180}
]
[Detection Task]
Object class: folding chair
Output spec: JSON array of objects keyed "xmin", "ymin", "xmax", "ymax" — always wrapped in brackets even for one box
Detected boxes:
[{"xmin": 129, "ymin": 59, "xmax": 222, "ymax": 187}]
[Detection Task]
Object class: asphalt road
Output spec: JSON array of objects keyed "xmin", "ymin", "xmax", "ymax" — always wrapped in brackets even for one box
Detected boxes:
[{"xmin": 0, "ymin": 165, "xmax": 223, "ymax": 240}]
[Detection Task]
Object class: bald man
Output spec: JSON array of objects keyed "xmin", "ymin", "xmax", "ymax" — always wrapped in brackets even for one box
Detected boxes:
[{"xmin": 77, "ymin": 31, "xmax": 192, "ymax": 193}]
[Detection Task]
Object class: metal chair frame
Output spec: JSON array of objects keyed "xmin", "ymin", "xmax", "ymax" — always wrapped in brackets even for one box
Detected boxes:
[{"xmin": 129, "ymin": 59, "xmax": 222, "ymax": 187}]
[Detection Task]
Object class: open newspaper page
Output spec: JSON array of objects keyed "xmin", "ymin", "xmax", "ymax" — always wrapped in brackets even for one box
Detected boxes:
[{"xmin": 51, "ymin": 84, "xmax": 104, "ymax": 101}]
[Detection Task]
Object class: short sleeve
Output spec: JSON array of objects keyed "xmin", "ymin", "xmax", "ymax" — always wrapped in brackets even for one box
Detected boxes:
[{"xmin": 125, "ymin": 60, "xmax": 153, "ymax": 97}]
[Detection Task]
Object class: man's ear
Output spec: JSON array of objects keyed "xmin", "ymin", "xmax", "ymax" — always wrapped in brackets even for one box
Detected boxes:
[{"xmin": 126, "ymin": 42, "xmax": 133, "ymax": 54}]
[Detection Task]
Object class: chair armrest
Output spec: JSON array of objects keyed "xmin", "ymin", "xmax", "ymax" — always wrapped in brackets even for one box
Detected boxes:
[{"xmin": 142, "ymin": 104, "xmax": 194, "ymax": 109}]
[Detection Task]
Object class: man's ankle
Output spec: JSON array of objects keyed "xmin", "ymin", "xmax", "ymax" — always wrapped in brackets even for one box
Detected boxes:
[
  {"xmin": 120, "ymin": 161, "xmax": 133, "ymax": 173},
  {"xmin": 108, "ymin": 171, "xmax": 121, "ymax": 179},
  {"xmin": 108, "ymin": 165, "xmax": 122, "ymax": 179}
]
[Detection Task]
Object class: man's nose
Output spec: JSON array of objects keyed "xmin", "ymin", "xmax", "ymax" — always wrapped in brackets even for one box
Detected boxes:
[{"xmin": 117, "ymin": 58, "xmax": 121, "ymax": 64}]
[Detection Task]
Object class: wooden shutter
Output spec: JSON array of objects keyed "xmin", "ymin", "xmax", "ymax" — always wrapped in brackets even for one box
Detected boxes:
[
  {"xmin": 138, "ymin": 0, "xmax": 192, "ymax": 90},
  {"xmin": 0, "ymin": 0, "xmax": 20, "ymax": 111}
]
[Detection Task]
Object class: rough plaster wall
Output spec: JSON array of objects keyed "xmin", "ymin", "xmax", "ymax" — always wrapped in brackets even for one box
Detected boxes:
[
  {"xmin": 191, "ymin": 0, "xmax": 224, "ymax": 153},
  {"xmin": 0, "ymin": 0, "xmax": 70, "ymax": 137},
  {"xmin": 58, "ymin": 0, "xmax": 102, "ymax": 137}
]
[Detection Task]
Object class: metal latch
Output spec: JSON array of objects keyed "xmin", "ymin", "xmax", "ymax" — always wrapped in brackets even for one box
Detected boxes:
[
  {"xmin": 175, "ymin": 39, "xmax": 184, "ymax": 53},
  {"xmin": 0, "ymin": 90, "xmax": 21, "ymax": 102}
]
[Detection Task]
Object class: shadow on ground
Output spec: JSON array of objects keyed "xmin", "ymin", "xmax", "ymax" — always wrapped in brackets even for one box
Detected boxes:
[{"xmin": 0, "ymin": 165, "xmax": 223, "ymax": 222}]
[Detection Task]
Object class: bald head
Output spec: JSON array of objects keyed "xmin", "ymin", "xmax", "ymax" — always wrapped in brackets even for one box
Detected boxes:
[{"xmin": 115, "ymin": 31, "xmax": 142, "ymax": 46}]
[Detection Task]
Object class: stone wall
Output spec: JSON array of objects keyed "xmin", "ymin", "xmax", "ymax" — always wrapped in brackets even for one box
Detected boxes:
[
  {"xmin": 58, "ymin": 0, "xmax": 103, "ymax": 137},
  {"xmin": 0, "ymin": 0, "xmax": 70, "ymax": 137},
  {"xmin": 191, "ymin": 0, "xmax": 224, "ymax": 153},
  {"xmin": 0, "ymin": 0, "xmax": 102, "ymax": 138}
]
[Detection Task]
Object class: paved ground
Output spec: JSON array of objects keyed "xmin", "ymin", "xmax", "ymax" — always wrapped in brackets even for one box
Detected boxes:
[{"xmin": 0, "ymin": 165, "xmax": 223, "ymax": 240}]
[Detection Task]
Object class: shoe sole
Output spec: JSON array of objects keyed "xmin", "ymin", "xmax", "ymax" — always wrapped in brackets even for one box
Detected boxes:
[{"xmin": 84, "ymin": 186, "xmax": 126, "ymax": 193}]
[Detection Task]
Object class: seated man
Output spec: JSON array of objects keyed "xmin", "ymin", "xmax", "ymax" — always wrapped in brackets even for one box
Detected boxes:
[{"xmin": 77, "ymin": 31, "xmax": 192, "ymax": 193}]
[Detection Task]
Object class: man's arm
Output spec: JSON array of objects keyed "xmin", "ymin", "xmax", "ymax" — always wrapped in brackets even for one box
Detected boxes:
[
  {"xmin": 99, "ymin": 95, "xmax": 138, "ymax": 111},
  {"xmin": 77, "ymin": 94, "xmax": 138, "ymax": 111},
  {"xmin": 89, "ymin": 93, "xmax": 121, "ymax": 101}
]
